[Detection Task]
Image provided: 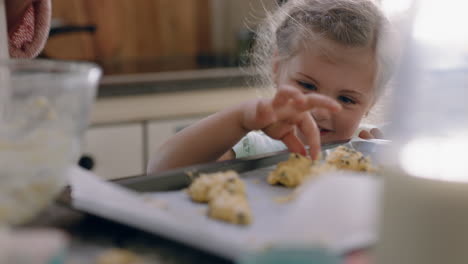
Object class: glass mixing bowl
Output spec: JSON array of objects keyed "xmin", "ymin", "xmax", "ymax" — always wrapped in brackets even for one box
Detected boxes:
[{"xmin": 0, "ymin": 59, "xmax": 101, "ymax": 225}]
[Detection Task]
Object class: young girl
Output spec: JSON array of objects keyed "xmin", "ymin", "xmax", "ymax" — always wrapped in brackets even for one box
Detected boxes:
[
  {"xmin": 5, "ymin": 0, "xmax": 50, "ymax": 58},
  {"xmin": 148, "ymin": 0, "xmax": 394, "ymax": 173}
]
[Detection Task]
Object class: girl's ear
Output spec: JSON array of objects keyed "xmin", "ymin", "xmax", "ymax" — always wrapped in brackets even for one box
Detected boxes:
[
  {"xmin": 272, "ymin": 49, "xmax": 280, "ymax": 75},
  {"xmin": 272, "ymin": 50, "xmax": 282, "ymax": 87}
]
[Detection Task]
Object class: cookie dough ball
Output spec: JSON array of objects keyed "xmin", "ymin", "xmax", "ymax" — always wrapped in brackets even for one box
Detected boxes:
[
  {"xmin": 208, "ymin": 191, "xmax": 252, "ymax": 225},
  {"xmin": 309, "ymin": 163, "xmax": 336, "ymax": 176},
  {"xmin": 267, "ymin": 153, "xmax": 313, "ymax": 187},
  {"xmin": 187, "ymin": 174, "xmax": 215, "ymax": 203},
  {"xmin": 187, "ymin": 170, "xmax": 245, "ymax": 203},
  {"xmin": 326, "ymin": 146, "xmax": 375, "ymax": 172}
]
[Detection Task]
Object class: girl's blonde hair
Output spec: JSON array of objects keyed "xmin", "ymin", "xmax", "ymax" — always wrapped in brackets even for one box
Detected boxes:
[{"xmin": 249, "ymin": 0, "xmax": 395, "ymax": 99}]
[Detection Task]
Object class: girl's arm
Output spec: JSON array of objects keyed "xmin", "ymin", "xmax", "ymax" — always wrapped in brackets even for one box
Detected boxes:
[
  {"xmin": 147, "ymin": 102, "xmax": 251, "ymax": 173},
  {"xmin": 6, "ymin": 0, "xmax": 51, "ymax": 58},
  {"xmin": 147, "ymin": 86, "xmax": 341, "ymax": 174}
]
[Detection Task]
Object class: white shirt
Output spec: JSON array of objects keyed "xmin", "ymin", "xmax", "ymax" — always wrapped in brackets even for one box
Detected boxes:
[{"xmin": 232, "ymin": 124, "xmax": 381, "ymax": 158}]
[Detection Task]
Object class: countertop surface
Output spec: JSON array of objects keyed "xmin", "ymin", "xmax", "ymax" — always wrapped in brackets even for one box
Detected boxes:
[
  {"xmin": 91, "ymin": 86, "xmax": 258, "ymax": 125},
  {"xmin": 98, "ymin": 67, "xmax": 254, "ymax": 97},
  {"xmin": 91, "ymin": 67, "xmax": 260, "ymax": 125}
]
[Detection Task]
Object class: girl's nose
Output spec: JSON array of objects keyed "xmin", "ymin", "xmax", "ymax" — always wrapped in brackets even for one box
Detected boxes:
[{"xmin": 311, "ymin": 108, "xmax": 331, "ymax": 122}]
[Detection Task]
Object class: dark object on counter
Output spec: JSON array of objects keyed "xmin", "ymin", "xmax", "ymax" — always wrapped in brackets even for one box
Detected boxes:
[{"xmin": 78, "ymin": 155, "xmax": 95, "ymax": 171}]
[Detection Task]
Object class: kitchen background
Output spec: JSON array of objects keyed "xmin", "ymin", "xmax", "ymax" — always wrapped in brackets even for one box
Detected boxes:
[
  {"xmin": 43, "ymin": 0, "xmax": 276, "ymax": 73},
  {"xmin": 44, "ymin": 0, "xmax": 386, "ymax": 180},
  {"xmin": 42, "ymin": 0, "xmax": 276, "ymax": 180}
]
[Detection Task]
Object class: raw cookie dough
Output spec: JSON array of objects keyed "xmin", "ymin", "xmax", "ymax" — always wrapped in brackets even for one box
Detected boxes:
[
  {"xmin": 325, "ymin": 146, "xmax": 375, "ymax": 172},
  {"xmin": 268, "ymin": 146, "xmax": 376, "ymax": 188},
  {"xmin": 187, "ymin": 170, "xmax": 245, "ymax": 203},
  {"xmin": 187, "ymin": 170, "xmax": 252, "ymax": 225},
  {"xmin": 267, "ymin": 153, "xmax": 313, "ymax": 187},
  {"xmin": 208, "ymin": 190, "xmax": 252, "ymax": 225}
]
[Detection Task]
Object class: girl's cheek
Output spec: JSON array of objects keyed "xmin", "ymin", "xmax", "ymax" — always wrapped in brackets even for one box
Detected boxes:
[{"xmin": 336, "ymin": 112, "xmax": 362, "ymax": 138}]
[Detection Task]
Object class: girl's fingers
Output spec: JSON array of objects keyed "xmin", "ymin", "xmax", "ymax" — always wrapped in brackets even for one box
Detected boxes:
[
  {"xmin": 256, "ymin": 99, "xmax": 276, "ymax": 126},
  {"xmin": 263, "ymin": 122, "xmax": 296, "ymax": 140},
  {"xmin": 358, "ymin": 130, "xmax": 374, "ymax": 139},
  {"xmin": 359, "ymin": 128, "xmax": 384, "ymax": 140},
  {"xmin": 281, "ymin": 131, "xmax": 307, "ymax": 156},
  {"xmin": 273, "ymin": 87, "xmax": 305, "ymax": 108},
  {"xmin": 273, "ymin": 94, "xmax": 341, "ymax": 122},
  {"xmin": 242, "ymin": 99, "xmax": 276, "ymax": 131},
  {"xmin": 370, "ymin": 128, "xmax": 384, "ymax": 139},
  {"xmin": 297, "ymin": 113, "xmax": 321, "ymax": 160},
  {"xmin": 301, "ymin": 93, "xmax": 342, "ymax": 112},
  {"xmin": 311, "ymin": 108, "xmax": 331, "ymax": 121}
]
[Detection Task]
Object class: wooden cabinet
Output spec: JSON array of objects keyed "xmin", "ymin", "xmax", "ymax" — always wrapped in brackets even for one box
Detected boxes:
[
  {"xmin": 81, "ymin": 117, "xmax": 202, "ymax": 179},
  {"xmin": 82, "ymin": 124, "xmax": 144, "ymax": 180},
  {"xmin": 45, "ymin": 0, "xmax": 212, "ymax": 62}
]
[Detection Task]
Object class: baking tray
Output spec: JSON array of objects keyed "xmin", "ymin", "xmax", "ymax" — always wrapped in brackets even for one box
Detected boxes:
[
  {"xmin": 68, "ymin": 139, "xmax": 387, "ymax": 260},
  {"xmin": 112, "ymin": 141, "xmax": 350, "ymax": 191},
  {"xmin": 112, "ymin": 139, "xmax": 388, "ymax": 191}
]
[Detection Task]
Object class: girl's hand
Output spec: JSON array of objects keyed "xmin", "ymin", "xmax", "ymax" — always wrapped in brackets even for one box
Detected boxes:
[
  {"xmin": 358, "ymin": 128, "xmax": 384, "ymax": 139},
  {"xmin": 5, "ymin": 0, "xmax": 34, "ymax": 33},
  {"xmin": 241, "ymin": 86, "xmax": 341, "ymax": 159}
]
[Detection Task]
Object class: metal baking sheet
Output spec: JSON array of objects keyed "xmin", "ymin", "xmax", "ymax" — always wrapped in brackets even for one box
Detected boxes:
[
  {"xmin": 69, "ymin": 139, "xmax": 387, "ymax": 260},
  {"xmin": 112, "ymin": 140, "xmax": 358, "ymax": 192}
]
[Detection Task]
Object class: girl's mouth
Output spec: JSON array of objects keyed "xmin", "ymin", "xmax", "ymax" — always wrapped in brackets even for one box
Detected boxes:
[{"xmin": 320, "ymin": 128, "xmax": 332, "ymax": 136}]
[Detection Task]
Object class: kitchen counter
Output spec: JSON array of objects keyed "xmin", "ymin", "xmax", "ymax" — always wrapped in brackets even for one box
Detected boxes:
[
  {"xmin": 91, "ymin": 85, "xmax": 258, "ymax": 125},
  {"xmin": 91, "ymin": 67, "xmax": 259, "ymax": 125},
  {"xmin": 98, "ymin": 67, "xmax": 254, "ymax": 97}
]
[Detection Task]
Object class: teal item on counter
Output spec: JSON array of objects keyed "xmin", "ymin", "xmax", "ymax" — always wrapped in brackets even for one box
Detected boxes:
[
  {"xmin": 237, "ymin": 247, "xmax": 342, "ymax": 264},
  {"xmin": 48, "ymin": 250, "xmax": 67, "ymax": 264}
]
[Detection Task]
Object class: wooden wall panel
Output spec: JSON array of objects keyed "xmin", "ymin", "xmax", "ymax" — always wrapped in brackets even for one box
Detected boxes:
[
  {"xmin": 44, "ymin": 0, "xmax": 95, "ymax": 60},
  {"xmin": 84, "ymin": 0, "xmax": 122, "ymax": 59},
  {"xmin": 43, "ymin": 0, "xmax": 212, "ymax": 68},
  {"xmin": 196, "ymin": 0, "xmax": 212, "ymax": 54}
]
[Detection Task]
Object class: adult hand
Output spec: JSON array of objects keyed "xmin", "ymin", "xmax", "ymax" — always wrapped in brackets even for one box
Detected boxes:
[{"xmin": 5, "ymin": 0, "xmax": 34, "ymax": 34}]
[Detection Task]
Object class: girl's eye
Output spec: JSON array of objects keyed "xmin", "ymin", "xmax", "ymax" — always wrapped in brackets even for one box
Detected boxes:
[
  {"xmin": 338, "ymin": 95, "xmax": 356, "ymax": 104},
  {"xmin": 297, "ymin": 81, "xmax": 317, "ymax": 91}
]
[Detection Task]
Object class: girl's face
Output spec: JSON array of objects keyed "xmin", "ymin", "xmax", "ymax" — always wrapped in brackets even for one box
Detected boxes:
[{"xmin": 274, "ymin": 39, "xmax": 377, "ymax": 144}]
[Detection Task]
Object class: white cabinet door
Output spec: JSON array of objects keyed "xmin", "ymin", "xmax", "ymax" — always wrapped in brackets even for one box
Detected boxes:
[
  {"xmin": 147, "ymin": 117, "xmax": 202, "ymax": 167},
  {"xmin": 82, "ymin": 124, "xmax": 144, "ymax": 180}
]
